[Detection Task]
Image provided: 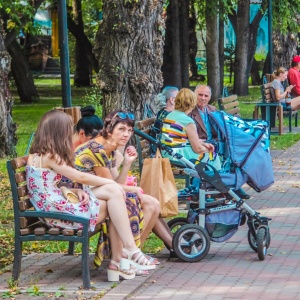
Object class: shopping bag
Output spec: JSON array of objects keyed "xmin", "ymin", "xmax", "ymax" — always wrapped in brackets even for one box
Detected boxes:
[{"xmin": 140, "ymin": 150, "xmax": 178, "ymax": 218}]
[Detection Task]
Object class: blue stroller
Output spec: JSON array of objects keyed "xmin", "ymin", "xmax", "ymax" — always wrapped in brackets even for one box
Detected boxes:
[{"xmin": 134, "ymin": 111, "xmax": 273, "ymax": 262}]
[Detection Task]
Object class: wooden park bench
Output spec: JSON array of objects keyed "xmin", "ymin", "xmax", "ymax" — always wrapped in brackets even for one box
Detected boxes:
[
  {"xmin": 218, "ymin": 94, "xmax": 241, "ymax": 117},
  {"xmin": 7, "ymin": 156, "xmax": 101, "ymax": 289},
  {"xmin": 253, "ymin": 82, "xmax": 298, "ymax": 135},
  {"xmin": 135, "ymin": 117, "xmax": 190, "ymax": 187}
]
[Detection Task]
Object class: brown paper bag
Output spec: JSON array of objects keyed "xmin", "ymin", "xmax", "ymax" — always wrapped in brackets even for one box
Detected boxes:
[{"xmin": 140, "ymin": 150, "xmax": 178, "ymax": 218}]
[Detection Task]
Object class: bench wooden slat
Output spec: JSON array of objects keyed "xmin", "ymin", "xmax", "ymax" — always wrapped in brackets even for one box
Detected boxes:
[
  {"xmin": 218, "ymin": 94, "xmax": 240, "ymax": 117},
  {"xmin": 20, "ymin": 217, "xmax": 40, "ymax": 228},
  {"xmin": 19, "ymin": 199, "xmax": 33, "ymax": 211},
  {"xmin": 222, "ymin": 100, "xmax": 239, "ymax": 110},
  {"xmin": 220, "ymin": 95, "xmax": 237, "ymax": 104},
  {"xmin": 136, "ymin": 117, "xmax": 156, "ymax": 129},
  {"xmin": 226, "ymin": 107, "xmax": 240, "ymax": 116},
  {"xmin": 34, "ymin": 227, "xmax": 47, "ymax": 236},
  {"xmin": 49, "ymin": 228, "xmax": 60, "ymax": 235},
  {"xmin": 15, "ymin": 171, "xmax": 26, "ymax": 183},
  {"xmin": 17, "ymin": 185, "xmax": 28, "ymax": 198},
  {"xmin": 11, "ymin": 156, "xmax": 28, "ymax": 170}
]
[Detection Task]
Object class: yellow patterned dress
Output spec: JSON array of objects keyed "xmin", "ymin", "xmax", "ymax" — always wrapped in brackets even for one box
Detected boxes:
[{"xmin": 74, "ymin": 140, "xmax": 144, "ymax": 268}]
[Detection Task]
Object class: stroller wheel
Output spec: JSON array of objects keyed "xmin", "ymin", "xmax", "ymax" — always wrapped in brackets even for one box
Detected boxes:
[
  {"xmin": 247, "ymin": 229, "xmax": 258, "ymax": 253},
  {"xmin": 165, "ymin": 217, "xmax": 189, "ymax": 250},
  {"xmin": 172, "ymin": 224, "xmax": 210, "ymax": 262},
  {"xmin": 247, "ymin": 226, "xmax": 271, "ymax": 253},
  {"xmin": 257, "ymin": 227, "xmax": 269, "ymax": 261}
]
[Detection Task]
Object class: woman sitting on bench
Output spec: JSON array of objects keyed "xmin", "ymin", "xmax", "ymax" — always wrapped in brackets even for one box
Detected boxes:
[
  {"xmin": 26, "ymin": 109, "xmax": 156, "ymax": 282},
  {"xmin": 74, "ymin": 109, "xmax": 175, "ymax": 259}
]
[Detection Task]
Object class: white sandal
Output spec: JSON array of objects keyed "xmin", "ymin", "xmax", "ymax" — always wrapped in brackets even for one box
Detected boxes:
[
  {"xmin": 107, "ymin": 260, "xmax": 135, "ymax": 282},
  {"xmin": 145, "ymin": 254, "xmax": 160, "ymax": 265},
  {"xmin": 120, "ymin": 248, "xmax": 156, "ymax": 271}
]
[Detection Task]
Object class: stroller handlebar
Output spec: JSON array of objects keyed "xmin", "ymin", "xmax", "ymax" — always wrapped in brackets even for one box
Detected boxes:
[{"xmin": 134, "ymin": 127, "xmax": 196, "ymax": 169}]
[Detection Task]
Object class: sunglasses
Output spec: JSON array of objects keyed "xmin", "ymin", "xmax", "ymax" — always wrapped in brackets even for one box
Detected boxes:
[{"xmin": 111, "ymin": 112, "xmax": 135, "ymax": 122}]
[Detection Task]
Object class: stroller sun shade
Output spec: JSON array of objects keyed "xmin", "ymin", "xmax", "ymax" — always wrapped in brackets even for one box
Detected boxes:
[{"xmin": 209, "ymin": 111, "xmax": 274, "ymax": 192}]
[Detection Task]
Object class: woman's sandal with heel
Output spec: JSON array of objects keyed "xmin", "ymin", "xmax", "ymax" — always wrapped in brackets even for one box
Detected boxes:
[
  {"xmin": 120, "ymin": 249, "xmax": 157, "ymax": 271},
  {"xmin": 107, "ymin": 260, "xmax": 135, "ymax": 281}
]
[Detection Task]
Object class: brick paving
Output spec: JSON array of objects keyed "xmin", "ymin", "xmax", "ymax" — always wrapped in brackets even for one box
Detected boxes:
[{"xmin": 1, "ymin": 143, "xmax": 300, "ymax": 299}]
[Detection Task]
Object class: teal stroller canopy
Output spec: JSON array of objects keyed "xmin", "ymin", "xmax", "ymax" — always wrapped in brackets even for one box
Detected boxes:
[{"xmin": 209, "ymin": 111, "xmax": 274, "ymax": 192}]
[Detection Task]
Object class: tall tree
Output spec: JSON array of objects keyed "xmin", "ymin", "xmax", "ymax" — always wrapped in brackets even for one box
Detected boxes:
[
  {"xmin": 72, "ymin": 0, "xmax": 91, "ymax": 87},
  {"xmin": 1, "ymin": 0, "xmax": 42, "ymax": 103},
  {"xmin": 205, "ymin": 1, "xmax": 220, "ymax": 101},
  {"xmin": 94, "ymin": 0, "xmax": 165, "ymax": 119},
  {"xmin": 162, "ymin": 0, "xmax": 193, "ymax": 88},
  {"xmin": 0, "ymin": 29, "xmax": 17, "ymax": 157}
]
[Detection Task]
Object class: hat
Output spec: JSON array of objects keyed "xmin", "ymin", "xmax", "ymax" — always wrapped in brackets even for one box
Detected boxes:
[{"xmin": 292, "ymin": 56, "xmax": 300, "ymax": 63}]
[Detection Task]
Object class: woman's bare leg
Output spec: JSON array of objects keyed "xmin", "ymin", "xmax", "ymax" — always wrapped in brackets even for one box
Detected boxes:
[
  {"xmin": 92, "ymin": 185, "xmax": 136, "ymax": 250},
  {"xmin": 291, "ymin": 96, "xmax": 300, "ymax": 110},
  {"xmin": 151, "ymin": 218, "xmax": 173, "ymax": 249},
  {"xmin": 108, "ymin": 221, "xmax": 123, "ymax": 269},
  {"xmin": 140, "ymin": 195, "xmax": 160, "ymax": 245}
]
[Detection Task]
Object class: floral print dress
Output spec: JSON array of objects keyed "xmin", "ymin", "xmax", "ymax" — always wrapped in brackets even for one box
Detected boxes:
[{"xmin": 26, "ymin": 155, "xmax": 100, "ymax": 232}]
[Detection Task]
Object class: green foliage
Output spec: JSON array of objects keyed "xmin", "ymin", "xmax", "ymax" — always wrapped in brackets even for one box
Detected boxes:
[
  {"xmin": 82, "ymin": 85, "xmax": 103, "ymax": 117},
  {"xmin": 26, "ymin": 285, "xmax": 44, "ymax": 296},
  {"xmin": 1, "ymin": 0, "xmax": 41, "ymax": 35},
  {"xmin": 272, "ymin": 0, "xmax": 300, "ymax": 33}
]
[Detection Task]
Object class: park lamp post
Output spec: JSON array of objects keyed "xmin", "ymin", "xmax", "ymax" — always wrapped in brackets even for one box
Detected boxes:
[
  {"xmin": 57, "ymin": 0, "xmax": 72, "ymax": 108},
  {"xmin": 267, "ymin": 0, "xmax": 273, "ymax": 74}
]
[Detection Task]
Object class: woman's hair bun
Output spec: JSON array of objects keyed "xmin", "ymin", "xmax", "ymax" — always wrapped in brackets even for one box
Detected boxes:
[{"xmin": 81, "ymin": 106, "xmax": 95, "ymax": 117}]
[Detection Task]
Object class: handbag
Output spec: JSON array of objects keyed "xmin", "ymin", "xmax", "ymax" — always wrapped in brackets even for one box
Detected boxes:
[
  {"xmin": 60, "ymin": 186, "xmax": 80, "ymax": 204},
  {"xmin": 140, "ymin": 150, "xmax": 178, "ymax": 218}
]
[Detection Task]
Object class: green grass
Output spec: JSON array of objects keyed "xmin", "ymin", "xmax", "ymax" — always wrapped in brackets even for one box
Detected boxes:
[{"xmin": 1, "ymin": 78, "xmax": 300, "ymax": 270}]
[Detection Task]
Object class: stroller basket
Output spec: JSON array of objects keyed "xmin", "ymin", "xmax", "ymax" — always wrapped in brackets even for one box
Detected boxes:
[{"xmin": 205, "ymin": 209, "xmax": 242, "ymax": 242}]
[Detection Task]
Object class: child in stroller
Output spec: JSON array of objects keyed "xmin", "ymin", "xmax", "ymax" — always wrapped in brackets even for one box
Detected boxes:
[{"xmin": 134, "ymin": 111, "xmax": 273, "ymax": 262}]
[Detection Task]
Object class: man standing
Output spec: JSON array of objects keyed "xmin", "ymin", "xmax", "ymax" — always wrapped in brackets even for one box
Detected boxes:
[{"xmin": 287, "ymin": 55, "xmax": 300, "ymax": 98}]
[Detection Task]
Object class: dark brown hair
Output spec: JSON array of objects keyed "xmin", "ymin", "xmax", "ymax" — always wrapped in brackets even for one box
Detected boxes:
[
  {"xmin": 30, "ymin": 109, "xmax": 75, "ymax": 166},
  {"xmin": 101, "ymin": 109, "xmax": 135, "ymax": 139}
]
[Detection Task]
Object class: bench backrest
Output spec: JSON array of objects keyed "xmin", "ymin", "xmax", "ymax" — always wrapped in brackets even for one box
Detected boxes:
[
  {"xmin": 218, "ymin": 94, "xmax": 240, "ymax": 117},
  {"xmin": 261, "ymin": 82, "xmax": 275, "ymax": 103},
  {"xmin": 6, "ymin": 156, "xmax": 38, "ymax": 236},
  {"xmin": 6, "ymin": 156, "xmax": 94, "ymax": 237}
]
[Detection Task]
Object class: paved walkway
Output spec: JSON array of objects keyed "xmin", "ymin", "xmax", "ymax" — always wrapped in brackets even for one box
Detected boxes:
[{"xmin": 1, "ymin": 144, "xmax": 300, "ymax": 299}]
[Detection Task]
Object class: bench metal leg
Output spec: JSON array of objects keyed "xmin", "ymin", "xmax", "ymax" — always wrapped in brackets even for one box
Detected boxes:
[
  {"xmin": 295, "ymin": 112, "xmax": 298, "ymax": 127},
  {"xmin": 13, "ymin": 240, "xmax": 22, "ymax": 281},
  {"xmin": 68, "ymin": 241, "xmax": 75, "ymax": 255},
  {"xmin": 289, "ymin": 111, "xmax": 292, "ymax": 132},
  {"xmin": 81, "ymin": 240, "xmax": 91, "ymax": 289}
]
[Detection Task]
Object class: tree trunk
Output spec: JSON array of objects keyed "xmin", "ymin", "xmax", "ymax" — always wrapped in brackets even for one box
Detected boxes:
[
  {"xmin": 233, "ymin": 0, "xmax": 250, "ymax": 96},
  {"xmin": 67, "ymin": 16, "xmax": 99, "ymax": 74},
  {"xmin": 161, "ymin": 3, "xmax": 173, "ymax": 86},
  {"xmin": 180, "ymin": 0, "xmax": 190, "ymax": 88},
  {"xmin": 189, "ymin": 0, "xmax": 198, "ymax": 80},
  {"xmin": 72, "ymin": 0, "xmax": 91, "ymax": 87},
  {"xmin": 219, "ymin": 4, "xmax": 225, "ymax": 96},
  {"xmin": 250, "ymin": 58, "xmax": 261, "ymax": 85},
  {"xmin": 171, "ymin": 0, "xmax": 182, "ymax": 88},
  {"xmin": 0, "ymin": 30, "xmax": 17, "ymax": 158},
  {"xmin": 7, "ymin": 39, "xmax": 39, "ymax": 103},
  {"xmin": 205, "ymin": 2, "xmax": 220, "ymax": 102},
  {"xmin": 273, "ymin": 30, "xmax": 298, "ymax": 69},
  {"xmin": 94, "ymin": 0, "xmax": 164, "ymax": 120}
]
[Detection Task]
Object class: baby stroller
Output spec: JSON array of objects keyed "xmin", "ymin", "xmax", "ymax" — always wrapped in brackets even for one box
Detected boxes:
[{"xmin": 134, "ymin": 111, "xmax": 273, "ymax": 262}]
